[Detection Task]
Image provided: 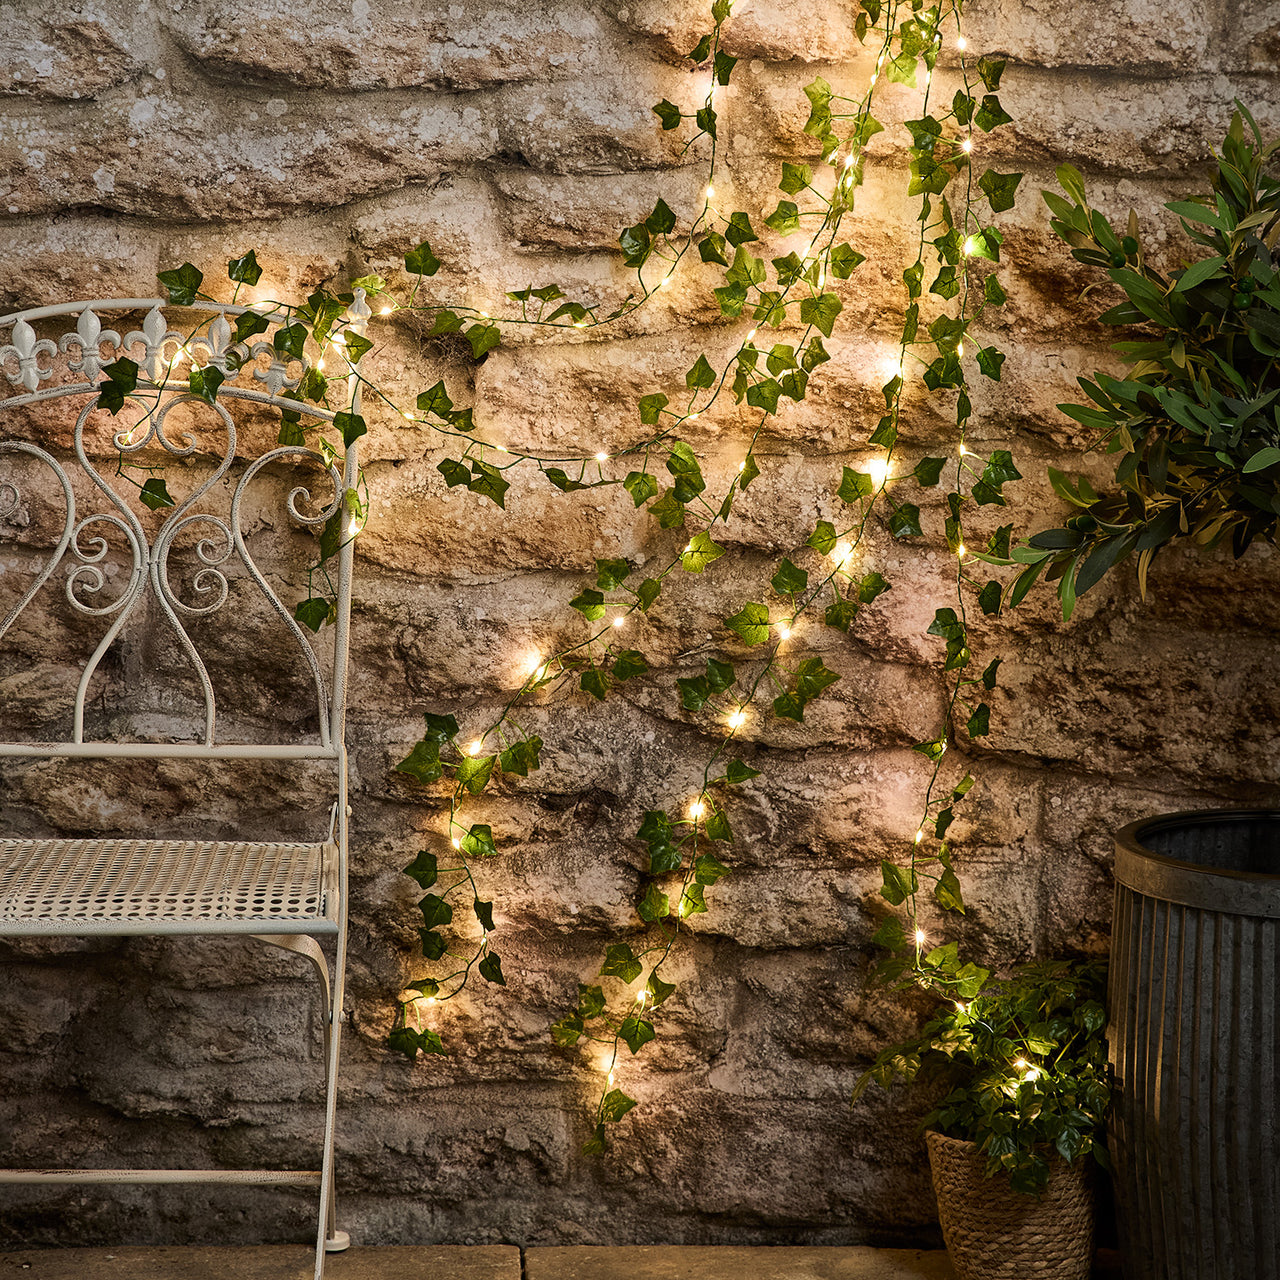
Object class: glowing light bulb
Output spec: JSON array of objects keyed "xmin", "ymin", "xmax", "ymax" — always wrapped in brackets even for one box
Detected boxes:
[
  {"xmin": 1025, "ymin": 1067, "xmax": 1042, "ymax": 1083},
  {"xmin": 956, "ymin": 35, "xmax": 968, "ymax": 50},
  {"xmin": 380, "ymin": 305, "xmax": 393, "ymax": 315},
  {"xmin": 777, "ymin": 623, "xmax": 792, "ymax": 640},
  {"xmin": 402, "ymin": 410, "xmax": 414, "ymax": 421},
  {"xmin": 915, "ymin": 928, "xmax": 927, "ymax": 945},
  {"xmin": 331, "ymin": 331, "xmax": 346, "ymax": 346},
  {"xmin": 612, "ymin": 616, "xmax": 625, "ymax": 628},
  {"xmin": 963, "ymin": 236, "xmax": 977, "ymax": 257},
  {"xmin": 595, "ymin": 451, "xmax": 608, "ymax": 462},
  {"xmin": 479, "ymin": 311, "xmax": 489, "ymax": 319},
  {"xmin": 316, "ymin": 357, "xmax": 326, "ymax": 371},
  {"xmin": 832, "ymin": 540, "xmax": 852, "ymax": 567},
  {"xmin": 1013, "ymin": 1058, "xmax": 1029, "ymax": 1071},
  {"xmin": 659, "ymin": 277, "xmax": 672, "ymax": 290},
  {"xmin": 869, "ymin": 72, "xmax": 878, "ymax": 84},
  {"xmin": 451, "ymin": 836, "xmax": 462, "ymax": 849},
  {"xmin": 688, "ymin": 412, "xmax": 699, "ymax": 421},
  {"xmin": 866, "ymin": 457, "xmax": 891, "ymax": 487},
  {"xmin": 956, "ymin": 543, "xmax": 967, "ymax": 558},
  {"xmin": 705, "ymin": 184, "xmax": 715, "ymax": 199},
  {"xmin": 468, "ymin": 740, "xmax": 482, "ymax": 756},
  {"xmin": 914, "ymin": 829, "xmax": 924, "ymax": 844},
  {"xmin": 496, "ymin": 444, "xmax": 508, "ymax": 453},
  {"xmin": 955, "ymin": 1001, "xmax": 969, "ymax": 1014},
  {"xmin": 526, "ymin": 653, "xmax": 544, "ymax": 676},
  {"xmin": 345, "ymin": 513, "xmax": 364, "ymax": 538},
  {"xmin": 424, "ymin": 996, "xmax": 437, "ymax": 1006},
  {"xmin": 877, "ymin": 52, "xmax": 886, "ymax": 67},
  {"xmin": 746, "ymin": 328, "xmax": 757, "ymax": 341},
  {"xmin": 958, "ymin": 444, "xmax": 969, "ymax": 456},
  {"xmin": 727, "ymin": 709, "xmax": 747, "ymax": 729},
  {"xmin": 636, "ymin": 990, "xmax": 647, "ymax": 1004},
  {"xmin": 961, "ymin": 139, "xmax": 973, "ymax": 154},
  {"xmin": 843, "ymin": 152, "xmax": 858, "ymax": 170},
  {"xmin": 689, "ymin": 800, "xmax": 706, "ymax": 819},
  {"xmin": 922, "ymin": 70, "xmax": 931, "ymax": 86},
  {"xmin": 607, "ymin": 1069, "xmax": 615, "ymax": 1087},
  {"xmin": 737, "ymin": 459, "xmax": 746, "ymax": 471},
  {"xmin": 573, "ymin": 320, "xmax": 588, "ymax": 328}
]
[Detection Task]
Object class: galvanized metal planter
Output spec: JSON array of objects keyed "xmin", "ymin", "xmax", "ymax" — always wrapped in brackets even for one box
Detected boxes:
[{"xmin": 1110, "ymin": 810, "xmax": 1280, "ymax": 1280}]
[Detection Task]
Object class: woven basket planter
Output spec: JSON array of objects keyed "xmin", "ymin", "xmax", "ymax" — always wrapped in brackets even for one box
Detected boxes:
[{"xmin": 926, "ymin": 1130, "xmax": 1094, "ymax": 1280}]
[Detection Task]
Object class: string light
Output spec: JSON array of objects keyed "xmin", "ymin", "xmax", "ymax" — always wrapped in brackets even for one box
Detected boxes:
[
  {"xmin": 526, "ymin": 652, "xmax": 544, "ymax": 677},
  {"xmin": 957, "ymin": 342, "xmax": 964, "ymax": 358},
  {"xmin": 345, "ymin": 513, "xmax": 365, "ymax": 538},
  {"xmin": 635, "ymin": 989, "xmax": 647, "ymax": 1004},
  {"xmin": 451, "ymin": 836, "xmax": 462, "ymax": 849},
  {"xmin": 380, "ymin": 305, "xmax": 393, "ymax": 315},
  {"xmin": 958, "ymin": 443, "xmax": 969, "ymax": 456},
  {"xmin": 776, "ymin": 622, "xmax": 792, "ymax": 640},
  {"xmin": 467, "ymin": 740, "xmax": 483, "ymax": 756},
  {"xmin": 737, "ymin": 459, "xmax": 746, "ymax": 471},
  {"xmin": 956, "ymin": 34, "xmax": 968, "ymax": 50},
  {"xmin": 316, "ymin": 357, "xmax": 326, "ymax": 371},
  {"xmin": 727, "ymin": 709, "xmax": 747, "ymax": 729},
  {"xmin": 607, "ymin": 1069, "xmax": 615, "ymax": 1087},
  {"xmin": 832, "ymin": 540, "xmax": 852, "ymax": 568},
  {"xmin": 746, "ymin": 328, "xmax": 757, "ymax": 341},
  {"xmin": 705, "ymin": 184, "xmax": 715, "ymax": 199},
  {"xmin": 1013, "ymin": 1058, "xmax": 1028, "ymax": 1070},
  {"xmin": 913, "ymin": 828, "xmax": 924, "ymax": 844},
  {"xmin": 963, "ymin": 236, "xmax": 977, "ymax": 256},
  {"xmin": 689, "ymin": 799, "xmax": 706, "ymax": 819},
  {"xmin": 423, "ymin": 996, "xmax": 437, "ymax": 1006},
  {"xmin": 402, "ymin": 410, "xmax": 414, "ymax": 421},
  {"xmin": 914, "ymin": 927, "xmax": 927, "ymax": 945},
  {"xmin": 955, "ymin": 1001, "xmax": 970, "ymax": 1014},
  {"xmin": 956, "ymin": 543, "xmax": 967, "ymax": 558},
  {"xmin": 595, "ymin": 451, "xmax": 608, "ymax": 462},
  {"xmin": 496, "ymin": 444, "xmax": 508, "ymax": 453},
  {"xmin": 961, "ymin": 139, "xmax": 973, "ymax": 154},
  {"xmin": 612, "ymin": 616, "xmax": 625, "ymax": 628},
  {"xmin": 573, "ymin": 320, "xmax": 589, "ymax": 328},
  {"xmin": 866, "ymin": 457, "xmax": 891, "ymax": 487}
]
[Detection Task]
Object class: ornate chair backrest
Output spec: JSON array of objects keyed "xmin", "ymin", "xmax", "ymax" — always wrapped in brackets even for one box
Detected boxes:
[{"xmin": 0, "ymin": 294, "xmax": 368, "ymax": 761}]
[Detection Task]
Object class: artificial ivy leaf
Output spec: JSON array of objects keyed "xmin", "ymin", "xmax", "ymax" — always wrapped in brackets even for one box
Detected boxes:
[
  {"xmin": 405, "ymin": 241, "xmax": 441, "ymax": 276},
  {"xmin": 765, "ymin": 200, "xmax": 801, "ymax": 235},
  {"xmin": 977, "ymin": 580, "xmax": 1003, "ymax": 616},
  {"xmin": 403, "ymin": 849, "xmax": 439, "ymax": 889},
  {"xmin": 478, "ymin": 951, "xmax": 506, "ymax": 985},
  {"xmin": 888, "ymin": 503, "xmax": 923, "ymax": 538},
  {"xmin": 139, "ymin": 478, "xmax": 176, "ymax": 511},
  {"xmin": 935, "ymin": 807, "xmax": 955, "ymax": 841},
  {"xmin": 465, "ymin": 323, "xmax": 500, "ymax": 360},
  {"xmin": 578, "ymin": 984, "xmax": 607, "ymax": 1019},
  {"xmin": 725, "ymin": 212, "xmax": 759, "ymax": 247},
  {"xmin": 333, "ymin": 410, "xmax": 366, "ymax": 447},
  {"xmin": 544, "ymin": 467, "xmax": 586, "ymax": 493},
  {"xmin": 914, "ymin": 456, "xmax": 946, "ymax": 487},
  {"xmin": 679, "ymin": 883, "xmax": 707, "ymax": 915},
  {"xmin": 979, "ymin": 168, "xmax": 1023, "ymax": 214},
  {"xmin": 693, "ymin": 854, "xmax": 730, "ymax": 887},
  {"xmin": 967, "ymin": 703, "xmax": 991, "ymax": 738},
  {"xmin": 646, "ymin": 198, "xmax": 676, "ymax": 236},
  {"xmin": 599, "ymin": 1089, "xmax": 637, "ymax": 1123},
  {"xmin": 705, "ymin": 806, "xmax": 733, "ymax": 843},
  {"xmin": 872, "ymin": 915, "xmax": 906, "ymax": 951},
  {"xmin": 682, "ymin": 531, "xmax": 725, "ymax": 573},
  {"xmin": 838, "ymin": 467, "xmax": 876, "ymax": 503},
  {"xmin": 596, "ymin": 557, "xmax": 632, "ymax": 590},
  {"xmin": 637, "ymin": 578, "xmax": 661, "ymax": 611},
  {"xmin": 880, "ymin": 859, "xmax": 918, "ymax": 905},
  {"xmin": 976, "ymin": 346, "xmax": 1006, "ymax": 380},
  {"xmin": 807, "ymin": 520, "xmax": 838, "ymax": 554},
  {"xmin": 738, "ymin": 453, "xmax": 761, "ymax": 488},
  {"xmin": 460, "ymin": 823, "xmax": 498, "ymax": 858},
  {"xmin": 638, "ymin": 883, "xmax": 670, "ymax": 922},
  {"xmin": 619, "ymin": 1016, "xmax": 656, "ymax": 1054},
  {"xmin": 800, "ymin": 292, "xmax": 843, "ymax": 337},
  {"xmin": 601, "ymin": 944, "xmax": 643, "ymax": 983},
  {"xmin": 704, "ymin": 658, "xmax": 735, "ymax": 694},
  {"xmin": 467, "ymin": 460, "xmax": 508, "ymax": 508},
  {"xmin": 582, "ymin": 1125, "xmax": 608, "ymax": 1155},
  {"xmin": 935, "ymin": 866, "xmax": 965, "ymax": 912},
  {"xmin": 984, "ymin": 274, "xmax": 1008, "ymax": 306},
  {"xmin": 188, "ymin": 365, "xmax": 224, "ymax": 407},
  {"xmin": 677, "ymin": 675, "xmax": 711, "ymax": 711},
  {"xmin": 725, "ymin": 601, "xmax": 771, "ymax": 646},
  {"xmin": 417, "ymin": 382, "xmax": 453, "ymax": 416},
  {"xmin": 696, "ymin": 104, "xmax": 717, "ymax": 139},
  {"xmin": 975, "ymin": 94, "xmax": 1013, "ymax": 132},
  {"xmin": 771, "ymin": 558, "xmax": 808, "ymax": 595},
  {"xmin": 699, "ymin": 232, "xmax": 729, "ymax": 266},
  {"xmin": 428, "ymin": 309, "xmax": 463, "ymax": 336},
  {"xmin": 389, "ymin": 1026, "xmax": 423, "ymax": 1060},
  {"xmin": 746, "ymin": 379, "xmax": 782, "ymax": 413},
  {"xmin": 982, "ymin": 657, "xmax": 1003, "ymax": 690},
  {"xmin": 396, "ymin": 740, "xmax": 442, "ymax": 785},
  {"xmin": 713, "ymin": 50, "xmax": 737, "ymax": 85},
  {"xmin": 624, "ymin": 471, "xmax": 659, "ymax": 507},
  {"xmin": 570, "ymin": 588, "xmax": 607, "ymax": 620},
  {"xmin": 581, "ymin": 667, "xmax": 610, "ymax": 701},
  {"xmin": 273, "ymin": 322, "xmax": 307, "ymax": 360},
  {"xmin": 686, "ymin": 354, "xmax": 717, "ymax": 390},
  {"xmin": 649, "ymin": 490, "xmax": 686, "ymax": 529},
  {"xmin": 456, "ymin": 754, "xmax": 495, "ymax": 795},
  {"xmin": 473, "ymin": 899, "xmax": 495, "ymax": 932},
  {"xmin": 825, "ymin": 598, "xmax": 857, "ymax": 631},
  {"xmin": 499, "ymin": 735, "xmax": 543, "ymax": 776},
  {"xmin": 227, "ymin": 250, "xmax": 262, "ymax": 286},
  {"xmin": 828, "ymin": 243, "xmax": 866, "ymax": 279},
  {"xmin": 858, "ymin": 572, "xmax": 889, "ymax": 603},
  {"xmin": 796, "ymin": 657, "xmax": 839, "ymax": 700},
  {"xmin": 552, "ymin": 1013, "xmax": 585, "ymax": 1048},
  {"xmin": 422, "ymin": 712, "xmax": 459, "ymax": 743},
  {"xmin": 646, "ymin": 971, "xmax": 678, "ymax": 1006},
  {"xmin": 158, "ymin": 262, "xmax": 204, "ymax": 306},
  {"xmin": 344, "ymin": 332, "xmax": 373, "ymax": 364},
  {"xmin": 977, "ymin": 56, "xmax": 1006, "ymax": 91},
  {"xmin": 234, "ymin": 311, "xmax": 271, "ymax": 344},
  {"xmin": 420, "ymin": 929, "xmax": 448, "ymax": 960},
  {"xmin": 407, "ymin": 977, "xmax": 440, "ymax": 999},
  {"xmin": 418, "ymin": 894, "xmax": 453, "ymax": 930},
  {"xmin": 653, "ymin": 99, "xmax": 682, "ymax": 130},
  {"xmin": 780, "ymin": 161, "xmax": 813, "ymax": 195},
  {"xmin": 294, "ymin": 595, "xmax": 332, "ymax": 633}
]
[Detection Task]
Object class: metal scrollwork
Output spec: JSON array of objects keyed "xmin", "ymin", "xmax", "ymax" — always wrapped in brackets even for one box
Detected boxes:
[{"xmin": 60, "ymin": 309, "xmax": 122, "ymax": 383}]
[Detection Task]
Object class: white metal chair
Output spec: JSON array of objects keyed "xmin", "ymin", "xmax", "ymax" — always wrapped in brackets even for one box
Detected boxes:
[{"xmin": 0, "ymin": 290, "xmax": 368, "ymax": 1278}]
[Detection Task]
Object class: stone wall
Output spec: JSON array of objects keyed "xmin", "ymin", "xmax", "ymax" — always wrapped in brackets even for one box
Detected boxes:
[{"xmin": 1, "ymin": 0, "xmax": 1278, "ymax": 1252}]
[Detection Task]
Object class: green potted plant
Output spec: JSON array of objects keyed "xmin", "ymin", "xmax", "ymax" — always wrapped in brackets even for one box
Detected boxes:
[
  {"xmin": 855, "ymin": 959, "xmax": 1110, "ymax": 1280},
  {"xmin": 975, "ymin": 106, "xmax": 1280, "ymax": 1280}
]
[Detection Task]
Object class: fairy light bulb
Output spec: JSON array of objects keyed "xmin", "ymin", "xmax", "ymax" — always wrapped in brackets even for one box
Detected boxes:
[
  {"xmin": 957, "ymin": 342, "xmax": 964, "ymax": 358},
  {"xmin": 737, "ymin": 459, "xmax": 746, "ymax": 472},
  {"xmin": 689, "ymin": 799, "xmax": 706, "ymax": 819},
  {"xmin": 832, "ymin": 540, "xmax": 852, "ymax": 567},
  {"xmin": 842, "ymin": 151, "xmax": 858, "ymax": 170},
  {"xmin": 914, "ymin": 829, "xmax": 924, "ymax": 844},
  {"xmin": 423, "ymin": 996, "xmax": 437, "ymax": 1006},
  {"xmin": 595, "ymin": 451, "xmax": 608, "ymax": 462},
  {"xmin": 467, "ymin": 740, "xmax": 482, "ymax": 756},
  {"xmin": 402, "ymin": 410, "xmax": 414, "ymax": 421},
  {"xmin": 479, "ymin": 311, "xmax": 489, "ymax": 319},
  {"xmin": 573, "ymin": 320, "xmax": 588, "ymax": 328},
  {"xmin": 380, "ymin": 305, "xmax": 393, "ymax": 315},
  {"xmin": 1013, "ymin": 1058, "xmax": 1029, "ymax": 1071},
  {"xmin": 612, "ymin": 616, "xmax": 625, "ymax": 628},
  {"xmin": 958, "ymin": 443, "xmax": 969, "ymax": 456},
  {"xmin": 331, "ymin": 331, "xmax": 346, "ymax": 346},
  {"xmin": 777, "ymin": 622, "xmax": 792, "ymax": 640},
  {"xmin": 607, "ymin": 1069, "xmax": 616, "ymax": 1087},
  {"xmin": 705, "ymin": 184, "xmax": 715, "ymax": 199},
  {"xmin": 961, "ymin": 139, "xmax": 973, "ymax": 154},
  {"xmin": 915, "ymin": 928, "xmax": 927, "ymax": 945},
  {"xmin": 1025, "ymin": 1067, "xmax": 1042, "ymax": 1083},
  {"xmin": 956, "ymin": 543, "xmax": 967, "ymax": 558},
  {"xmin": 526, "ymin": 652, "xmax": 544, "ymax": 677},
  {"xmin": 746, "ymin": 328, "xmax": 757, "ymax": 341},
  {"xmin": 345, "ymin": 512, "xmax": 364, "ymax": 538},
  {"xmin": 635, "ymin": 989, "xmax": 647, "ymax": 1004},
  {"xmin": 955, "ymin": 1001, "xmax": 969, "ymax": 1014},
  {"xmin": 963, "ymin": 236, "xmax": 977, "ymax": 256},
  {"xmin": 451, "ymin": 836, "xmax": 462, "ymax": 849},
  {"xmin": 496, "ymin": 444, "xmax": 508, "ymax": 453},
  {"xmin": 316, "ymin": 357, "xmax": 326, "ymax": 371},
  {"xmin": 727, "ymin": 709, "xmax": 747, "ymax": 729},
  {"xmin": 867, "ymin": 457, "xmax": 891, "ymax": 487},
  {"xmin": 956, "ymin": 35, "xmax": 968, "ymax": 50}
]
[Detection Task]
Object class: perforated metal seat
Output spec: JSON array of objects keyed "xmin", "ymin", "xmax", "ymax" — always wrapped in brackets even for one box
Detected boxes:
[{"xmin": 0, "ymin": 838, "xmax": 338, "ymax": 935}]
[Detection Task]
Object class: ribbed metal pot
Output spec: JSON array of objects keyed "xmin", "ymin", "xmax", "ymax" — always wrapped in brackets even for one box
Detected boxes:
[{"xmin": 1110, "ymin": 810, "xmax": 1280, "ymax": 1280}]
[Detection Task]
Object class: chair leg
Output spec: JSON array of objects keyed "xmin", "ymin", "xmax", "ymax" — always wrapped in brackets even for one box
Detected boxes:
[{"xmin": 252, "ymin": 934, "xmax": 348, "ymax": 1275}]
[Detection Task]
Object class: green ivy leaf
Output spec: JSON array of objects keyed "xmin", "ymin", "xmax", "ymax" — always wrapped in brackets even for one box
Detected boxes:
[
  {"xmin": 649, "ymin": 490, "xmax": 686, "ymax": 529},
  {"xmin": 273, "ymin": 323, "xmax": 307, "ymax": 361},
  {"xmin": 473, "ymin": 898, "xmax": 495, "ymax": 932},
  {"xmin": 188, "ymin": 365, "xmax": 224, "ymax": 407},
  {"xmin": 682, "ymin": 531, "xmax": 725, "ymax": 573},
  {"xmin": 698, "ymin": 232, "xmax": 729, "ymax": 266},
  {"xmin": 975, "ymin": 94, "xmax": 1013, "ymax": 132},
  {"xmin": 977, "ymin": 580, "xmax": 1002, "ymax": 616},
  {"xmin": 935, "ymin": 866, "xmax": 965, "ymax": 912},
  {"xmin": 234, "ymin": 311, "xmax": 271, "ymax": 344},
  {"xmin": 713, "ymin": 50, "xmax": 737, "ymax": 85},
  {"xmin": 780, "ymin": 161, "xmax": 813, "ymax": 194},
  {"xmin": 456, "ymin": 754, "xmax": 495, "ymax": 795},
  {"xmin": 396, "ymin": 740, "xmax": 442, "ymax": 785},
  {"xmin": 976, "ymin": 346, "xmax": 1006, "ymax": 381},
  {"xmin": 880, "ymin": 859, "xmax": 918, "ymax": 906},
  {"xmin": 967, "ymin": 704, "xmax": 991, "ymax": 738},
  {"xmin": 420, "ymin": 929, "xmax": 448, "ymax": 960},
  {"xmin": 227, "ymin": 250, "xmax": 262, "ymax": 286},
  {"xmin": 403, "ymin": 849, "xmax": 438, "ymax": 889},
  {"xmin": 333, "ymin": 410, "xmax": 366, "ymax": 448},
  {"xmin": 646, "ymin": 971, "xmax": 678, "ymax": 1005},
  {"xmin": 465, "ymin": 323, "xmax": 500, "ymax": 360},
  {"xmin": 637, "ymin": 578, "xmax": 661, "ymax": 611},
  {"xmin": 807, "ymin": 520, "xmax": 838, "ymax": 554},
  {"xmin": 771, "ymin": 558, "xmax": 808, "ymax": 595},
  {"xmin": 858, "ymin": 572, "xmax": 889, "ymax": 603},
  {"xmin": 552, "ymin": 1013, "xmax": 585, "ymax": 1048},
  {"xmin": 646, "ymin": 198, "xmax": 676, "ymax": 236},
  {"xmin": 982, "ymin": 657, "xmax": 1003, "ymax": 690},
  {"xmin": 978, "ymin": 168, "xmax": 1023, "ymax": 214},
  {"xmin": 570, "ymin": 588, "xmax": 606, "ymax": 621},
  {"xmin": 725, "ymin": 601, "xmax": 771, "ymax": 646},
  {"xmin": 725, "ymin": 211, "xmax": 759, "ymax": 247},
  {"xmin": 838, "ymin": 467, "xmax": 876, "ymax": 503},
  {"xmin": 638, "ymin": 883, "xmax": 670, "ymax": 922},
  {"xmin": 686, "ymin": 354, "xmax": 717, "ymax": 390},
  {"xmin": 581, "ymin": 667, "xmax": 610, "ymax": 701},
  {"xmin": 765, "ymin": 200, "xmax": 801, "ymax": 235},
  {"xmin": 418, "ymin": 893, "xmax": 453, "ymax": 930},
  {"xmin": 405, "ymin": 241, "xmax": 441, "ymax": 276},
  {"xmin": 888, "ymin": 503, "xmax": 923, "ymax": 539},
  {"xmin": 653, "ymin": 99, "xmax": 682, "ymax": 130},
  {"xmin": 914, "ymin": 456, "xmax": 946, "ymax": 487},
  {"xmin": 696, "ymin": 104, "xmax": 717, "ymax": 139},
  {"xmin": 460, "ymin": 823, "xmax": 498, "ymax": 858},
  {"xmin": 799, "ymin": 292, "xmax": 843, "ymax": 337},
  {"xmin": 294, "ymin": 595, "xmax": 332, "ymax": 633},
  {"xmin": 619, "ymin": 1015, "xmax": 656, "ymax": 1054},
  {"xmin": 158, "ymin": 262, "xmax": 204, "ymax": 306},
  {"xmin": 624, "ymin": 471, "xmax": 659, "ymax": 507},
  {"xmin": 601, "ymin": 944, "xmax": 643, "ymax": 983},
  {"xmin": 137, "ymin": 477, "xmax": 175, "ymax": 512},
  {"xmin": 478, "ymin": 951, "xmax": 506, "ymax": 985},
  {"xmin": 499, "ymin": 735, "xmax": 543, "ymax": 777},
  {"xmin": 599, "ymin": 1088, "xmax": 637, "ymax": 1123}
]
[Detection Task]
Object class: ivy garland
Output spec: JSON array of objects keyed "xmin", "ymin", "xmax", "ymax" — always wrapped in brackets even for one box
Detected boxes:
[{"xmin": 90, "ymin": 0, "xmax": 1026, "ymax": 1151}]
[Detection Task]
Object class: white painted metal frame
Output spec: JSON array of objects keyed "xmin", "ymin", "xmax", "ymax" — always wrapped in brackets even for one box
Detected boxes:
[{"xmin": 0, "ymin": 292, "xmax": 369, "ymax": 1279}]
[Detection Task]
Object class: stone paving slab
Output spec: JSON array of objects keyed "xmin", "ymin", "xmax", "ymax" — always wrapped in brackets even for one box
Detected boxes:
[
  {"xmin": 524, "ymin": 1247, "xmax": 958, "ymax": 1280},
  {"xmin": 0, "ymin": 1246, "xmax": 522, "ymax": 1280}
]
